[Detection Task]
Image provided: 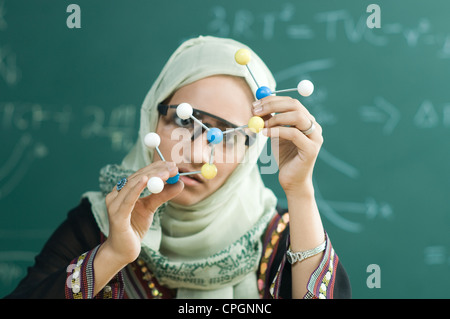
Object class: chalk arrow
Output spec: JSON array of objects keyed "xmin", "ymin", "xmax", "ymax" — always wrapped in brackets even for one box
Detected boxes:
[
  {"xmin": 324, "ymin": 197, "xmax": 393, "ymax": 220},
  {"xmin": 359, "ymin": 97, "xmax": 400, "ymax": 135},
  {"xmin": 314, "ymin": 180, "xmax": 394, "ymax": 233}
]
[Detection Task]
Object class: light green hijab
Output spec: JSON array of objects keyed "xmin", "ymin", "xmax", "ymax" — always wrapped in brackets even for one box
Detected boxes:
[{"xmin": 83, "ymin": 36, "xmax": 278, "ymax": 299}]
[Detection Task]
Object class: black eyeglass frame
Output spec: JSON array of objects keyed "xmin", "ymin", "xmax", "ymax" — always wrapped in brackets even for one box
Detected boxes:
[{"xmin": 157, "ymin": 104, "xmax": 256, "ymax": 146}]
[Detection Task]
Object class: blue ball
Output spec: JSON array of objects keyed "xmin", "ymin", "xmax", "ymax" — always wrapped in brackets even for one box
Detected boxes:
[
  {"xmin": 166, "ymin": 173, "xmax": 180, "ymax": 184},
  {"xmin": 256, "ymin": 86, "xmax": 272, "ymax": 100},
  {"xmin": 207, "ymin": 128, "xmax": 223, "ymax": 144}
]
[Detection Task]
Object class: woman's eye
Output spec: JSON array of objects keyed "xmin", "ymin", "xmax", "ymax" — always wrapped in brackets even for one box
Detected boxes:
[
  {"xmin": 224, "ymin": 133, "xmax": 240, "ymax": 146},
  {"xmin": 174, "ymin": 115, "xmax": 193, "ymax": 128}
]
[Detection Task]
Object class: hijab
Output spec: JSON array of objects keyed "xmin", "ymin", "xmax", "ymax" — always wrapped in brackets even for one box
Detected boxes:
[{"xmin": 83, "ymin": 36, "xmax": 278, "ymax": 298}]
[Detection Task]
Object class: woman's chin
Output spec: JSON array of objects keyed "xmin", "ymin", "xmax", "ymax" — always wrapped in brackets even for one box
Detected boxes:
[{"xmin": 169, "ymin": 189, "xmax": 204, "ymax": 206}]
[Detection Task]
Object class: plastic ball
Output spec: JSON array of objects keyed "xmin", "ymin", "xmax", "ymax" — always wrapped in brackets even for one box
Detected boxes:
[
  {"xmin": 248, "ymin": 116, "xmax": 265, "ymax": 133},
  {"xmin": 144, "ymin": 132, "xmax": 161, "ymax": 149},
  {"xmin": 176, "ymin": 103, "xmax": 193, "ymax": 120},
  {"xmin": 235, "ymin": 48, "xmax": 251, "ymax": 65},
  {"xmin": 256, "ymin": 86, "xmax": 272, "ymax": 100},
  {"xmin": 206, "ymin": 128, "xmax": 223, "ymax": 144},
  {"xmin": 166, "ymin": 173, "xmax": 180, "ymax": 184},
  {"xmin": 147, "ymin": 176, "xmax": 164, "ymax": 194},
  {"xmin": 201, "ymin": 163, "xmax": 217, "ymax": 180},
  {"xmin": 297, "ymin": 80, "xmax": 314, "ymax": 97}
]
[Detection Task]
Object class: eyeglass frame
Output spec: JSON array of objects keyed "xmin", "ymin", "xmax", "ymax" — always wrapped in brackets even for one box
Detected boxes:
[{"xmin": 157, "ymin": 104, "xmax": 256, "ymax": 147}]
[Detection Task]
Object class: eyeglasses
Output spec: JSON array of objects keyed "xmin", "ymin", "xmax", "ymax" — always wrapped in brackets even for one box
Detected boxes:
[{"xmin": 157, "ymin": 104, "xmax": 256, "ymax": 149}]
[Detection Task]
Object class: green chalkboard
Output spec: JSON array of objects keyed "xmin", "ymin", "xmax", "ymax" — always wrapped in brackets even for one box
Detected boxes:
[{"xmin": 1, "ymin": 0, "xmax": 449, "ymax": 298}]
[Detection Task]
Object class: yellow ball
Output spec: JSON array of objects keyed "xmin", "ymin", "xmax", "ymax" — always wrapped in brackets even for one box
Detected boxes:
[
  {"xmin": 248, "ymin": 116, "xmax": 265, "ymax": 133},
  {"xmin": 201, "ymin": 163, "xmax": 218, "ymax": 179},
  {"xmin": 235, "ymin": 48, "xmax": 251, "ymax": 65}
]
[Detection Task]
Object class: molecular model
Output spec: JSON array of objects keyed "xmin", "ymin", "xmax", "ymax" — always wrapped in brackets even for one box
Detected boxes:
[{"xmin": 144, "ymin": 48, "xmax": 314, "ymax": 194}]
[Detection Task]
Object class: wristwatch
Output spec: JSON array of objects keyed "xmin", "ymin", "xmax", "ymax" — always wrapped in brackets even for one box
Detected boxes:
[{"xmin": 286, "ymin": 240, "xmax": 326, "ymax": 264}]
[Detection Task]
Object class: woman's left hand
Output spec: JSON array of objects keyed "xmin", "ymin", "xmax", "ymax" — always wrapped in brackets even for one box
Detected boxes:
[{"xmin": 252, "ymin": 96, "xmax": 323, "ymax": 194}]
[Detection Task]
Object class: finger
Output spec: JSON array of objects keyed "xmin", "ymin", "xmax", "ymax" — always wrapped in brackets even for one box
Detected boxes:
[
  {"xmin": 115, "ymin": 175, "xmax": 149, "ymax": 219},
  {"xmin": 263, "ymin": 126, "xmax": 321, "ymax": 153},
  {"xmin": 308, "ymin": 120, "xmax": 323, "ymax": 141},
  {"xmin": 113, "ymin": 161, "xmax": 177, "ymax": 196},
  {"xmin": 156, "ymin": 163, "xmax": 179, "ymax": 181},
  {"xmin": 116, "ymin": 162, "xmax": 178, "ymax": 202},
  {"xmin": 140, "ymin": 180, "xmax": 185, "ymax": 213},
  {"xmin": 106, "ymin": 177, "xmax": 134, "ymax": 205},
  {"xmin": 108, "ymin": 160, "xmax": 179, "ymax": 214},
  {"xmin": 139, "ymin": 161, "xmax": 177, "ymax": 177},
  {"xmin": 105, "ymin": 186, "xmax": 118, "ymax": 205},
  {"xmin": 253, "ymin": 96, "xmax": 312, "ymax": 118},
  {"xmin": 265, "ymin": 111, "xmax": 313, "ymax": 132}
]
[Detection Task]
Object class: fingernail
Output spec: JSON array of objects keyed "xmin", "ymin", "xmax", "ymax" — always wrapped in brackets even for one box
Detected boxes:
[
  {"xmin": 252, "ymin": 100, "xmax": 261, "ymax": 108},
  {"xmin": 253, "ymin": 106, "xmax": 263, "ymax": 114},
  {"xmin": 157, "ymin": 171, "xmax": 168, "ymax": 178},
  {"xmin": 169, "ymin": 166, "xmax": 178, "ymax": 173}
]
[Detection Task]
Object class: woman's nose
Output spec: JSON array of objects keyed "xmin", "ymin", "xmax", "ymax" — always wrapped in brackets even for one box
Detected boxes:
[{"xmin": 190, "ymin": 130, "xmax": 212, "ymax": 164}]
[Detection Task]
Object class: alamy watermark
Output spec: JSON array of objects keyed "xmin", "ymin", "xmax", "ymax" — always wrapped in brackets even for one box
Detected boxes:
[
  {"xmin": 366, "ymin": 4, "xmax": 381, "ymax": 29},
  {"xmin": 66, "ymin": 4, "xmax": 81, "ymax": 29},
  {"xmin": 168, "ymin": 121, "xmax": 279, "ymax": 175},
  {"xmin": 366, "ymin": 264, "xmax": 381, "ymax": 289}
]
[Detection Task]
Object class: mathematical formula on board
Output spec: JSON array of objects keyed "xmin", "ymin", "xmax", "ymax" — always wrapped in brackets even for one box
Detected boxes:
[
  {"xmin": 207, "ymin": 4, "xmax": 450, "ymax": 59},
  {"xmin": 0, "ymin": 102, "xmax": 138, "ymax": 198}
]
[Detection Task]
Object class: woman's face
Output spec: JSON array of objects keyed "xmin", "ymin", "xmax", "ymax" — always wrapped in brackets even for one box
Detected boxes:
[{"xmin": 155, "ymin": 75, "xmax": 254, "ymax": 206}]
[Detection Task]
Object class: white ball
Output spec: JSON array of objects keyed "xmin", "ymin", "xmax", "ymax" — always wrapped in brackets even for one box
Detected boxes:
[
  {"xmin": 147, "ymin": 176, "xmax": 164, "ymax": 194},
  {"xmin": 176, "ymin": 103, "xmax": 193, "ymax": 120},
  {"xmin": 297, "ymin": 80, "xmax": 314, "ymax": 97},
  {"xmin": 144, "ymin": 132, "xmax": 160, "ymax": 149}
]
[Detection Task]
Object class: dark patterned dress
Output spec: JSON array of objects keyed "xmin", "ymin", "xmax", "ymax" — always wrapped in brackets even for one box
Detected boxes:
[{"xmin": 5, "ymin": 199, "xmax": 351, "ymax": 299}]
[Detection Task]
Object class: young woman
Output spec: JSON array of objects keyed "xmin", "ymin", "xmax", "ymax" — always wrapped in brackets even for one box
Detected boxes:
[{"xmin": 6, "ymin": 36, "xmax": 351, "ymax": 299}]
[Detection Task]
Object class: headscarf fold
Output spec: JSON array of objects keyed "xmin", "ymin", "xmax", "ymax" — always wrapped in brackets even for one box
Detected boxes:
[{"xmin": 83, "ymin": 36, "xmax": 278, "ymax": 298}]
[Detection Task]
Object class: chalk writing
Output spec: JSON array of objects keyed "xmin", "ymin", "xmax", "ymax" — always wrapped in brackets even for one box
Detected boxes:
[{"xmin": 208, "ymin": 4, "xmax": 450, "ymax": 58}]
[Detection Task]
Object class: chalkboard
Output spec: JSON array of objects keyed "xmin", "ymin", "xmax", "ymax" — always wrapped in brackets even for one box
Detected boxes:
[{"xmin": 1, "ymin": 0, "xmax": 449, "ymax": 298}]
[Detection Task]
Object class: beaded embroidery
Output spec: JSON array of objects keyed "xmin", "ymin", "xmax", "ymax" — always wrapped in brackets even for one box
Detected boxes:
[
  {"xmin": 132, "ymin": 258, "xmax": 175, "ymax": 299},
  {"xmin": 257, "ymin": 212, "xmax": 289, "ymax": 298},
  {"xmin": 65, "ymin": 245, "xmax": 124, "ymax": 299},
  {"xmin": 70, "ymin": 252, "xmax": 87, "ymax": 299},
  {"xmin": 137, "ymin": 258, "xmax": 164, "ymax": 298}
]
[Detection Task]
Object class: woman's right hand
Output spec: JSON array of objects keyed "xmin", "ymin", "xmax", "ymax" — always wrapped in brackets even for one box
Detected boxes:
[{"xmin": 103, "ymin": 161, "xmax": 184, "ymax": 265}]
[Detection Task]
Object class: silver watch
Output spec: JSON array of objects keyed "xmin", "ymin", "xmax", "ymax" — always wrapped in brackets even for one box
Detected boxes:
[{"xmin": 286, "ymin": 240, "xmax": 326, "ymax": 264}]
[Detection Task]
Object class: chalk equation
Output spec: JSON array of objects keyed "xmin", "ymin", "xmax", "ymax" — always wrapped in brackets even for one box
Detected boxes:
[
  {"xmin": 0, "ymin": 102, "xmax": 139, "ymax": 152},
  {"xmin": 0, "ymin": 44, "xmax": 20, "ymax": 86},
  {"xmin": 208, "ymin": 4, "xmax": 450, "ymax": 59},
  {"xmin": 0, "ymin": 0, "xmax": 6, "ymax": 31},
  {"xmin": 0, "ymin": 102, "xmax": 139, "ymax": 200},
  {"xmin": 424, "ymin": 246, "xmax": 450, "ymax": 266},
  {"xmin": 0, "ymin": 1, "xmax": 20, "ymax": 87},
  {"xmin": 0, "ymin": 251, "xmax": 37, "ymax": 289}
]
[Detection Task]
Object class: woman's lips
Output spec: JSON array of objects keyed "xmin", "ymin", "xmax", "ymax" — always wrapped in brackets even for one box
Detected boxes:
[
  {"xmin": 178, "ymin": 167, "xmax": 204, "ymax": 186},
  {"xmin": 179, "ymin": 175, "xmax": 201, "ymax": 186}
]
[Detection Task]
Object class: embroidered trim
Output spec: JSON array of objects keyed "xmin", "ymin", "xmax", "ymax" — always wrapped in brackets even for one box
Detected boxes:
[
  {"xmin": 257, "ymin": 212, "xmax": 289, "ymax": 298},
  {"xmin": 311, "ymin": 245, "xmax": 338, "ymax": 299},
  {"xmin": 306, "ymin": 233, "xmax": 339, "ymax": 299},
  {"xmin": 68, "ymin": 252, "xmax": 88, "ymax": 299},
  {"xmin": 65, "ymin": 245, "xmax": 125, "ymax": 299}
]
